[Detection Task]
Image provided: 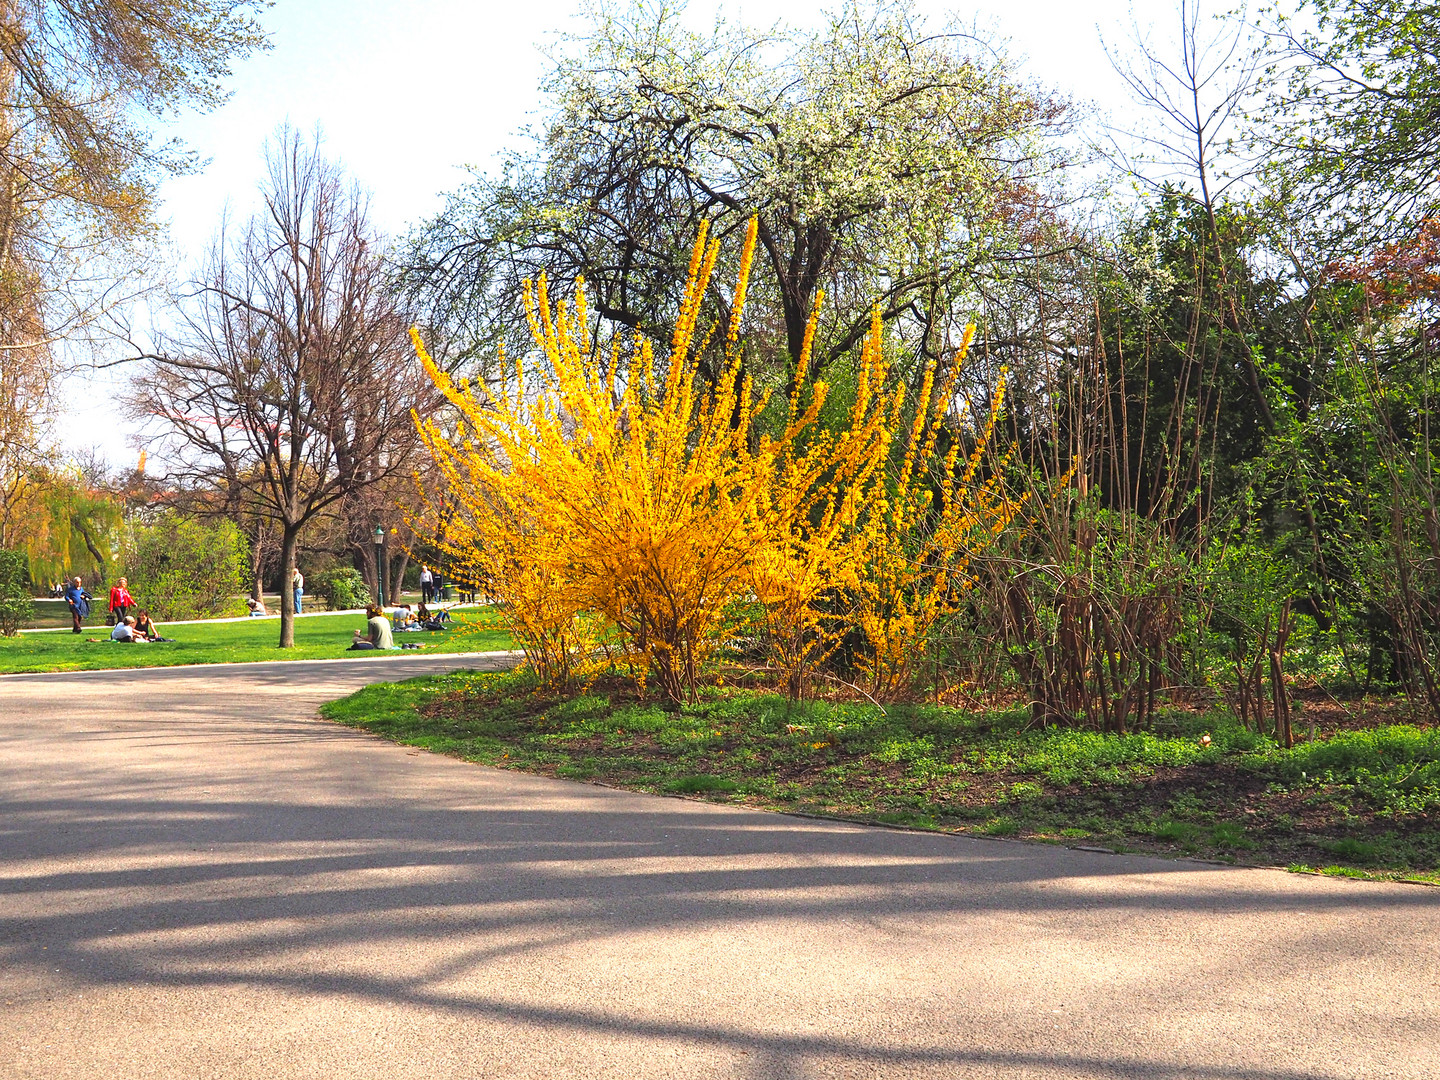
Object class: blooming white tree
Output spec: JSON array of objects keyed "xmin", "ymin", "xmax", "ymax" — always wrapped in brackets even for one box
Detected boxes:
[{"xmin": 401, "ymin": 0, "xmax": 1072, "ymax": 395}]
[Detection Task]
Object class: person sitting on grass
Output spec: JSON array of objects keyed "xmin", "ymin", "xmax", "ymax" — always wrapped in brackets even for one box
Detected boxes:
[
  {"xmin": 110, "ymin": 615, "xmax": 146, "ymax": 643},
  {"xmin": 349, "ymin": 605, "xmax": 396, "ymax": 650},
  {"xmin": 134, "ymin": 610, "xmax": 171, "ymax": 642},
  {"xmin": 392, "ymin": 604, "xmax": 422, "ymax": 631},
  {"xmin": 246, "ymin": 596, "xmax": 268, "ymax": 617},
  {"xmin": 416, "ymin": 603, "xmax": 449, "ymax": 631}
]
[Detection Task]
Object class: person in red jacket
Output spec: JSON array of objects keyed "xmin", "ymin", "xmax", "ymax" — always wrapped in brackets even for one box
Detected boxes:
[{"xmin": 109, "ymin": 577, "xmax": 134, "ymax": 624}]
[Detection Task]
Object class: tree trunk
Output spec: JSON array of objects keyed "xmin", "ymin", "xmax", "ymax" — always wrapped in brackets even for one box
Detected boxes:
[
  {"xmin": 354, "ymin": 543, "xmax": 377, "ymax": 599},
  {"xmin": 278, "ymin": 524, "xmax": 300, "ymax": 648},
  {"xmin": 250, "ymin": 523, "xmax": 265, "ymax": 600},
  {"xmin": 1269, "ymin": 600, "xmax": 1295, "ymax": 748},
  {"xmin": 71, "ymin": 517, "xmax": 107, "ymax": 580},
  {"xmin": 389, "ymin": 549, "xmax": 410, "ymax": 605}
]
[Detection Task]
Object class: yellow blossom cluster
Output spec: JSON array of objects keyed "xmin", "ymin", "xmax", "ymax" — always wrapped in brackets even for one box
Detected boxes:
[
  {"xmin": 410, "ymin": 221, "xmax": 1021, "ymax": 701},
  {"xmin": 848, "ymin": 326, "xmax": 1021, "ymax": 698}
]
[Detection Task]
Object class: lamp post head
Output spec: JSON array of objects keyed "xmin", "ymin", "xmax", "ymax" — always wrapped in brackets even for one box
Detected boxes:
[{"xmin": 373, "ymin": 525, "xmax": 385, "ymax": 545}]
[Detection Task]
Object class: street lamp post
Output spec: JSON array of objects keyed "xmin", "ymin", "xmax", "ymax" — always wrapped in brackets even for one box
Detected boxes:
[{"xmin": 373, "ymin": 525, "xmax": 386, "ymax": 605}]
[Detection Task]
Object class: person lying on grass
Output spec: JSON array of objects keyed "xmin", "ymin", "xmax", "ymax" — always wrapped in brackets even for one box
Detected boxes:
[{"xmin": 110, "ymin": 616, "xmax": 147, "ymax": 643}]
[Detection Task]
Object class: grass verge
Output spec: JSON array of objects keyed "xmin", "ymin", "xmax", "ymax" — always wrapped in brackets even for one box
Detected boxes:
[
  {"xmin": 0, "ymin": 609, "xmax": 513, "ymax": 673},
  {"xmin": 320, "ymin": 670, "xmax": 1440, "ymax": 883}
]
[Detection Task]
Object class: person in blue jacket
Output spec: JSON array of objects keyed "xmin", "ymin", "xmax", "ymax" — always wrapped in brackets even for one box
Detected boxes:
[{"xmin": 64, "ymin": 576, "xmax": 90, "ymax": 634}]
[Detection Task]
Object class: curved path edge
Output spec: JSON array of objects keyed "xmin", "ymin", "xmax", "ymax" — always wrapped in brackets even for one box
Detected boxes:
[{"xmin": 1, "ymin": 654, "xmax": 1436, "ymax": 1080}]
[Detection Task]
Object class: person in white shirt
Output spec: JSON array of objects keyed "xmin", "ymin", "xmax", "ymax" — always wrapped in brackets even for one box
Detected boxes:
[
  {"xmin": 292, "ymin": 567, "xmax": 304, "ymax": 615},
  {"xmin": 110, "ymin": 616, "xmax": 145, "ymax": 643},
  {"xmin": 419, "ymin": 564, "xmax": 434, "ymax": 604}
]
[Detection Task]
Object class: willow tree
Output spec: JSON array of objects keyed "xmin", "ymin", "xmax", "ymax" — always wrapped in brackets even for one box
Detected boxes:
[{"xmin": 0, "ymin": 0, "xmax": 267, "ymax": 541}]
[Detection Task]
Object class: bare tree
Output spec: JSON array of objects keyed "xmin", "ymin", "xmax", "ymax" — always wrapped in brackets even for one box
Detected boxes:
[
  {"xmin": 132, "ymin": 127, "xmax": 438, "ymax": 647},
  {"xmin": 1103, "ymin": 1, "xmax": 1277, "ymax": 433}
]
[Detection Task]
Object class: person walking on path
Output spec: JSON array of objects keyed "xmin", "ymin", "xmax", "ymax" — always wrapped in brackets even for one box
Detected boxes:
[
  {"xmin": 292, "ymin": 567, "xmax": 304, "ymax": 615},
  {"xmin": 419, "ymin": 564, "xmax": 434, "ymax": 605},
  {"xmin": 108, "ymin": 577, "xmax": 134, "ymax": 625},
  {"xmin": 64, "ymin": 577, "xmax": 89, "ymax": 633}
]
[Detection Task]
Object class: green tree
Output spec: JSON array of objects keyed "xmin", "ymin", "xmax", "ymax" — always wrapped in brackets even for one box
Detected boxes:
[
  {"xmin": 0, "ymin": 547, "xmax": 32, "ymax": 635},
  {"xmin": 1263, "ymin": 0, "xmax": 1440, "ymax": 245},
  {"xmin": 123, "ymin": 512, "xmax": 248, "ymax": 621},
  {"xmin": 7, "ymin": 465, "xmax": 125, "ymax": 585}
]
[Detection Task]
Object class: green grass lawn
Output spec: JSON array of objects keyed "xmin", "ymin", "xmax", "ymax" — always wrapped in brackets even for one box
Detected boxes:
[
  {"xmin": 321, "ymin": 669, "xmax": 1440, "ymax": 883},
  {"xmin": 0, "ymin": 609, "xmax": 514, "ymax": 673},
  {"xmin": 21, "ymin": 590, "xmax": 441, "ymax": 629}
]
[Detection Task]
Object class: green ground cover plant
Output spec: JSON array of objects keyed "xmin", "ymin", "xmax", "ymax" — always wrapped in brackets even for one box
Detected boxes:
[
  {"xmin": 313, "ymin": 567, "xmax": 373, "ymax": 613},
  {"xmin": 321, "ymin": 670, "xmax": 1440, "ymax": 882},
  {"xmin": 0, "ymin": 609, "xmax": 513, "ymax": 673}
]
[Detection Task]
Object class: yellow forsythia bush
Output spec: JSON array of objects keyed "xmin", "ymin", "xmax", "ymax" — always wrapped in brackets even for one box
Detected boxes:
[{"xmin": 411, "ymin": 221, "xmax": 1022, "ymax": 702}]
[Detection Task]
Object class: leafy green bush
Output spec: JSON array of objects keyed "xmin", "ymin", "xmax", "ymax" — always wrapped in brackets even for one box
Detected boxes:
[
  {"xmin": 1268, "ymin": 726, "xmax": 1440, "ymax": 814},
  {"xmin": 313, "ymin": 566, "xmax": 371, "ymax": 611},
  {"xmin": 0, "ymin": 548, "xmax": 34, "ymax": 636},
  {"xmin": 123, "ymin": 513, "xmax": 249, "ymax": 621}
]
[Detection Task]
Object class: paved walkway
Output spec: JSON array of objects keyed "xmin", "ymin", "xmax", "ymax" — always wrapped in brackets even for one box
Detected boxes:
[{"xmin": 1, "ymin": 657, "xmax": 1437, "ymax": 1079}]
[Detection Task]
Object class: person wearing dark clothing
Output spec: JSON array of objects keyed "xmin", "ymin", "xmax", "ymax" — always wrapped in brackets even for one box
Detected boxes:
[
  {"xmin": 134, "ymin": 611, "xmax": 171, "ymax": 642},
  {"xmin": 416, "ymin": 604, "xmax": 449, "ymax": 631},
  {"xmin": 64, "ymin": 577, "xmax": 89, "ymax": 633}
]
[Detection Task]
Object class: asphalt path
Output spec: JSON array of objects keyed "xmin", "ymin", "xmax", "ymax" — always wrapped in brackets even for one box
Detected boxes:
[{"xmin": 1, "ymin": 656, "xmax": 1437, "ymax": 1079}]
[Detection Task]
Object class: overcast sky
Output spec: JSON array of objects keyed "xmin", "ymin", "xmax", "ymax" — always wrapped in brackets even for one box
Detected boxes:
[{"xmin": 69, "ymin": 0, "xmax": 1170, "ymax": 465}]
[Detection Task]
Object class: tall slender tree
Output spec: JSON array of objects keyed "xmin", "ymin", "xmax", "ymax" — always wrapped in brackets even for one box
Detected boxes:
[{"xmin": 133, "ymin": 128, "xmax": 437, "ymax": 648}]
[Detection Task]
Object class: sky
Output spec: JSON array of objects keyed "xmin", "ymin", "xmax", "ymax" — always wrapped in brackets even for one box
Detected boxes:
[
  {"xmin": 153, "ymin": 0, "xmax": 1153, "ymax": 251},
  {"xmin": 68, "ymin": 0, "xmax": 1169, "ymax": 464}
]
